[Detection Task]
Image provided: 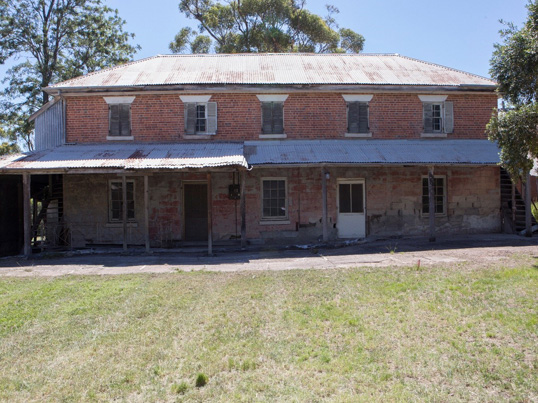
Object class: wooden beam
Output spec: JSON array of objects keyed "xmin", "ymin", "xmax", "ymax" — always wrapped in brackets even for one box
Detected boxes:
[
  {"xmin": 321, "ymin": 167, "xmax": 328, "ymax": 242},
  {"xmin": 23, "ymin": 173, "xmax": 31, "ymax": 257},
  {"xmin": 122, "ymin": 175, "xmax": 128, "ymax": 251},
  {"xmin": 207, "ymin": 172, "xmax": 213, "ymax": 255},
  {"xmin": 525, "ymin": 172, "xmax": 532, "ymax": 237},
  {"xmin": 428, "ymin": 167, "xmax": 436, "ymax": 242},
  {"xmin": 240, "ymin": 171, "xmax": 247, "ymax": 249},
  {"xmin": 144, "ymin": 175, "xmax": 150, "ymax": 252}
]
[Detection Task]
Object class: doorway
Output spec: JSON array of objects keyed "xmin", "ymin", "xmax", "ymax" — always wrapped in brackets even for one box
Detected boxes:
[
  {"xmin": 183, "ymin": 183, "xmax": 208, "ymax": 241},
  {"xmin": 336, "ymin": 179, "xmax": 366, "ymax": 238}
]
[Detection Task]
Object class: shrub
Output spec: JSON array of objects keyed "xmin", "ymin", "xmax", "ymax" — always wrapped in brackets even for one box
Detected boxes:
[
  {"xmin": 171, "ymin": 381, "xmax": 188, "ymax": 394},
  {"xmin": 195, "ymin": 373, "xmax": 208, "ymax": 387}
]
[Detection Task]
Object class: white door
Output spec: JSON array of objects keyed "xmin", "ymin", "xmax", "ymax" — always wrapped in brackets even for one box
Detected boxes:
[{"xmin": 337, "ymin": 179, "xmax": 366, "ymax": 238}]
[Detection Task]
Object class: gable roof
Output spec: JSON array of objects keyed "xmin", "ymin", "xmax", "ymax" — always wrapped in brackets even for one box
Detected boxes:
[{"xmin": 47, "ymin": 53, "xmax": 495, "ymax": 91}]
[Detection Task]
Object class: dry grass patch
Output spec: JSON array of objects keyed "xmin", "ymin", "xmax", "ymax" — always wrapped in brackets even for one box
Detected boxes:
[{"xmin": 0, "ymin": 257, "xmax": 536, "ymax": 401}]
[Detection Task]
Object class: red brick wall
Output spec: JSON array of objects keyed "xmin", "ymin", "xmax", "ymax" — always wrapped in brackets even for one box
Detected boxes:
[{"xmin": 65, "ymin": 92, "xmax": 497, "ymax": 142}]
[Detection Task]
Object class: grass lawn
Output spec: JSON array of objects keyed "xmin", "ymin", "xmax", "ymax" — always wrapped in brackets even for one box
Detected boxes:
[{"xmin": 0, "ymin": 258, "xmax": 536, "ymax": 401}]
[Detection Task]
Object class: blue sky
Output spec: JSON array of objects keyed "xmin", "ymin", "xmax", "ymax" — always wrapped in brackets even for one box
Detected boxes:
[{"xmin": 109, "ymin": 0, "xmax": 530, "ymax": 79}]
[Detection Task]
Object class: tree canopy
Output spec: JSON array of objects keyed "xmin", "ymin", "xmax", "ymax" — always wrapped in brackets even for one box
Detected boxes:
[
  {"xmin": 0, "ymin": 0, "xmax": 139, "ymax": 152},
  {"xmin": 170, "ymin": 0, "xmax": 364, "ymax": 54},
  {"xmin": 487, "ymin": 1, "xmax": 538, "ymax": 179}
]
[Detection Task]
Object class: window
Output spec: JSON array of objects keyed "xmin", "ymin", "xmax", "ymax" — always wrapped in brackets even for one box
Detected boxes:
[
  {"xmin": 184, "ymin": 102, "xmax": 217, "ymax": 135},
  {"xmin": 419, "ymin": 95, "xmax": 453, "ymax": 135},
  {"xmin": 422, "ymin": 176, "xmax": 446, "ymax": 215},
  {"xmin": 262, "ymin": 178, "xmax": 287, "ymax": 219},
  {"xmin": 261, "ymin": 102, "xmax": 284, "ymax": 134},
  {"xmin": 108, "ymin": 104, "xmax": 131, "ymax": 136},
  {"xmin": 338, "ymin": 183, "xmax": 364, "ymax": 213},
  {"xmin": 347, "ymin": 102, "xmax": 369, "ymax": 134},
  {"xmin": 109, "ymin": 181, "xmax": 135, "ymax": 222},
  {"xmin": 104, "ymin": 96, "xmax": 135, "ymax": 139}
]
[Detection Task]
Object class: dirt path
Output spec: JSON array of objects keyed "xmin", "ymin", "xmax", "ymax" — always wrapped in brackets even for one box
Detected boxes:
[{"xmin": 0, "ymin": 233, "xmax": 536, "ymax": 277}]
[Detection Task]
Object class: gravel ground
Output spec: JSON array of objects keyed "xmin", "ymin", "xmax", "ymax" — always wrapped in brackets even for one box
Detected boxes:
[{"xmin": 0, "ymin": 233, "xmax": 537, "ymax": 277}]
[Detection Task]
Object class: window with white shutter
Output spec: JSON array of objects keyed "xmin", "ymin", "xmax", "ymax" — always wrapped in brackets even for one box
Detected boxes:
[
  {"xmin": 419, "ymin": 95, "xmax": 453, "ymax": 136},
  {"xmin": 184, "ymin": 102, "xmax": 217, "ymax": 135}
]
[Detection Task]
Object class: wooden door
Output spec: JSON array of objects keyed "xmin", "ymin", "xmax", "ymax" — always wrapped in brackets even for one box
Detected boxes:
[{"xmin": 184, "ymin": 183, "xmax": 208, "ymax": 241}]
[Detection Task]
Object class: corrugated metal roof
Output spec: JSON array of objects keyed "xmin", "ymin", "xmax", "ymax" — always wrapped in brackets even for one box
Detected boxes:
[
  {"xmin": 0, "ymin": 143, "xmax": 247, "ymax": 171},
  {"xmin": 49, "ymin": 54, "xmax": 495, "ymax": 89},
  {"xmin": 244, "ymin": 140, "xmax": 501, "ymax": 165}
]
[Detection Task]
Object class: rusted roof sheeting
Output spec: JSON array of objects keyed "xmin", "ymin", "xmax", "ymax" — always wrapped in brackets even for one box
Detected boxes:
[
  {"xmin": 49, "ymin": 54, "xmax": 495, "ymax": 89},
  {"xmin": 244, "ymin": 140, "xmax": 500, "ymax": 165},
  {"xmin": 1, "ymin": 143, "xmax": 247, "ymax": 171}
]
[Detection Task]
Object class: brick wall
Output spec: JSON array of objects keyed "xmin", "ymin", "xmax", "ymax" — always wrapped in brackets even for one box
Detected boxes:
[{"xmin": 65, "ymin": 92, "xmax": 497, "ymax": 142}]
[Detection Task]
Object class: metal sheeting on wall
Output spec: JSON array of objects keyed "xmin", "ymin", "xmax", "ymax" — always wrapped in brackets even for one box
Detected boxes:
[{"xmin": 34, "ymin": 99, "xmax": 65, "ymax": 151}]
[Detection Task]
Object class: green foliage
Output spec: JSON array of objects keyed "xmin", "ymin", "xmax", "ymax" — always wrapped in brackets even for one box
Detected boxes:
[
  {"xmin": 488, "ymin": 1, "xmax": 538, "ymax": 180},
  {"xmin": 0, "ymin": 0, "xmax": 139, "ymax": 151},
  {"xmin": 195, "ymin": 372, "xmax": 208, "ymax": 387},
  {"xmin": 171, "ymin": 0, "xmax": 364, "ymax": 54},
  {"xmin": 171, "ymin": 381, "xmax": 189, "ymax": 394}
]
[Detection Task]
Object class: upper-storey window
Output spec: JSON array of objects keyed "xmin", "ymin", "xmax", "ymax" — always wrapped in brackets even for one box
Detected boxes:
[
  {"xmin": 257, "ymin": 95, "xmax": 288, "ymax": 138},
  {"xmin": 261, "ymin": 102, "xmax": 284, "ymax": 134},
  {"xmin": 180, "ymin": 95, "xmax": 217, "ymax": 136},
  {"xmin": 104, "ymin": 97, "xmax": 135, "ymax": 140},
  {"xmin": 419, "ymin": 95, "xmax": 453, "ymax": 136},
  {"xmin": 347, "ymin": 102, "xmax": 369, "ymax": 133},
  {"xmin": 342, "ymin": 95, "xmax": 373, "ymax": 137}
]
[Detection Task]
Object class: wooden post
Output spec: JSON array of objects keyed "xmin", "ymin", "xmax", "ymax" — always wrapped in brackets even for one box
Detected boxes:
[
  {"xmin": 428, "ymin": 167, "xmax": 436, "ymax": 242},
  {"xmin": 525, "ymin": 172, "xmax": 532, "ymax": 237},
  {"xmin": 240, "ymin": 171, "xmax": 247, "ymax": 249},
  {"xmin": 122, "ymin": 175, "xmax": 127, "ymax": 251},
  {"xmin": 207, "ymin": 172, "xmax": 213, "ymax": 255},
  {"xmin": 511, "ymin": 182, "xmax": 516, "ymax": 224},
  {"xmin": 144, "ymin": 175, "xmax": 150, "ymax": 252},
  {"xmin": 321, "ymin": 167, "xmax": 328, "ymax": 242},
  {"xmin": 23, "ymin": 173, "xmax": 32, "ymax": 257}
]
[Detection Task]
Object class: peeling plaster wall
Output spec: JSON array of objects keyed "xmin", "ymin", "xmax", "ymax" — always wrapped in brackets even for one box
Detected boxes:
[
  {"xmin": 243, "ymin": 166, "xmax": 501, "ymax": 242},
  {"xmin": 63, "ymin": 166, "xmax": 500, "ymax": 248}
]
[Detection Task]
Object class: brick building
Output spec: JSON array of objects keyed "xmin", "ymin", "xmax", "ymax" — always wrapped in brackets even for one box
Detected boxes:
[{"xmin": 0, "ymin": 53, "xmax": 509, "ymax": 255}]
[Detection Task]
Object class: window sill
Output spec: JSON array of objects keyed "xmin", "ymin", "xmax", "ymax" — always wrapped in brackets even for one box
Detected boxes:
[
  {"xmin": 259, "ymin": 133, "xmax": 287, "ymax": 139},
  {"xmin": 421, "ymin": 213, "xmax": 447, "ymax": 218},
  {"xmin": 421, "ymin": 133, "xmax": 447, "ymax": 138},
  {"xmin": 345, "ymin": 132, "xmax": 372, "ymax": 138},
  {"xmin": 259, "ymin": 220, "xmax": 290, "ymax": 225},
  {"xmin": 183, "ymin": 134, "xmax": 216, "ymax": 140},
  {"xmin": 105, "ymin": 222, "xmax": 138, "ymax": 228},
  {"xmin": 107, "ymin": 136, "xmax": 134, "ymax": 141}
]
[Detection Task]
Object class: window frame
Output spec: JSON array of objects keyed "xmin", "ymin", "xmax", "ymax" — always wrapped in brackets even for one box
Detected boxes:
[
  {"xmin": 421, "ymin": 175, "xmax": 447, "ymax": 217},
  {"xmin": 183, "ymin": 101, "xmax": 217, "ymax": 136},
  {"xmin": 260, "ymin": 177, "xmax": 288, "ymax": 221},
  {"xmin": 261, "ymin": 101, "xmax": 285, "ymax": 135},
  {"xmin": 108, "ymin": 180, "xmax": 136, "ymax": 223},
  {"xmin": 104, "ymin": 96, "xmax": 135, "ymax": 141},
  {"xmin": 342, "ymin": 94, "xmax": 373, "ymax": 138},
  {"xmin": 346, "ymin": 101, "xmax": 370, "ymax": 135},
  {"xmin": 423, "ymin": 102, "xmax": 444, "ymax": 133}
]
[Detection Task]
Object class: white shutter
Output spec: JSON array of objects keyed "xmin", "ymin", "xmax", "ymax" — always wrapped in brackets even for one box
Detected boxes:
[
  {"xmin": 206, "ymin": 102, "xmax": 217, "ymax": 134},
  {"xmin": 423, "ymin": 103, "xmax": 433, "ymax": 133},
  {"xmin": 444, "ymin": 101, "xmax": 454, "ymax": 134},
  {"xmin": 185, "ymin": 103, "xmax": 196, "ymax": 135}
]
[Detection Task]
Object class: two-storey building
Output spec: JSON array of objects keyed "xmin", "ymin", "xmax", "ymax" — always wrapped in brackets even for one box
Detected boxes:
[{"xmin": 0, "ymin": 53, "xmax": 503, "ymax": 255}]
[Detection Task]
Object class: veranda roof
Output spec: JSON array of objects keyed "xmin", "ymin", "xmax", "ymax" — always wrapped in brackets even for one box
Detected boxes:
[
  {"xmin": 0, "ymin": 140, "xmax": 501, "ymax": 173},
  {"xmin": 0, "ymin": 142, "xmax": 248, "ymax": 172},
  {"xmin": 244, "ymin": 139, "xmax": 501, "ymax": 166}
]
